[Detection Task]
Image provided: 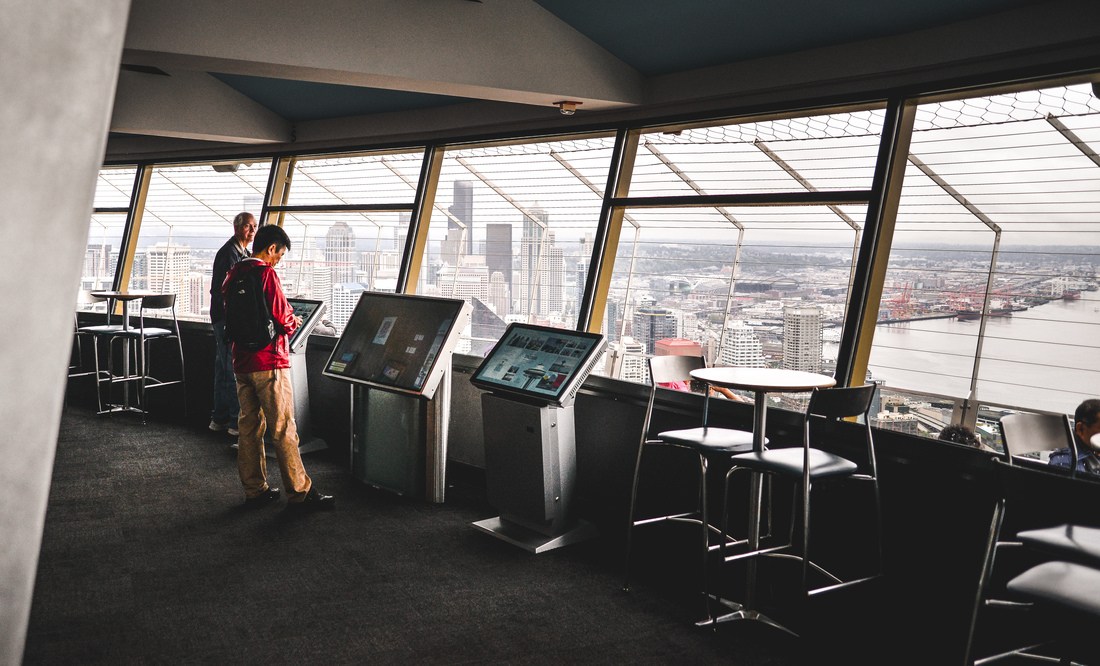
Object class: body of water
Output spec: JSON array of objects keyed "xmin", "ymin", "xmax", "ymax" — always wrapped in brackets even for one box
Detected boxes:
[{"xmin": 836, "ymin": 295, "xmax": 1100, "ymax": 413}]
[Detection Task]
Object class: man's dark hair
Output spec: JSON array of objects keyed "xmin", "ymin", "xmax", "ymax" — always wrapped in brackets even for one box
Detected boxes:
[
  {"xmin": 1076, "ymin": 399, "xmax": 1100, "ymax": 429},
  {"xmin": 938, "ymin": 423, "xmax": 980, "ymax": 447},
  {"xmin": 252, "ymin": 224, "xmax": 291, "ymax": 254}
]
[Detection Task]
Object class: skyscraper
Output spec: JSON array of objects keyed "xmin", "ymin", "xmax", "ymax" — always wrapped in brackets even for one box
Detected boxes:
[
  {"xmin": 330, "ymin": 282, "xmax": 366, "ymax": 334},
  {"xmin": 485, "ymin": 223, "xmax": 512, "ymax": 292},
  {"xmin": 782, "ymin": 305, "xmax": 823, "ymax": 372},
  {"xmin": 488, "ymin": 271, "xmax": 509, "ymax": 316},
  {"xmin": 447, "ymin": 180, "xmax": 474, "ymax": 257},
  {"xmin": 546, "ymin": 237, "xmax": 564, "ymax": 316},
  {"xmin": 632, "ymin": 305, "xmax": 678, "ymax": 355},
  {"xmin": 518, "ymin": 208, "xmax": 548, "ymax": 317},
  {"xmin": 719, "ymin": 320, "xmax": 767, "ymax": 368},
  {"xmin": 324, "ymin": 221, "xmax": 356, "ymax": 284},
  {"xmin": 145, "ymin": 243, "xmax": 192, "ymax": 314}
]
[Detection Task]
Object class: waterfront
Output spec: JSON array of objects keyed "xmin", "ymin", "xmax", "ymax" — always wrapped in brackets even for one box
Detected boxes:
[{"xmin": 862, "ymin": 296, "xmax": 1100, "ymax": 413}]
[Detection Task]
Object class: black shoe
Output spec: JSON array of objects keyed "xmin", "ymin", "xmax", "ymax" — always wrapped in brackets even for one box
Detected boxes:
[
  {"xmin": 243, "ymin": 487, "xmax": 280, "ymax": 508},
  {"xmin": 288, "ymin": 488, "xmax": 335, "ymax": 512}
]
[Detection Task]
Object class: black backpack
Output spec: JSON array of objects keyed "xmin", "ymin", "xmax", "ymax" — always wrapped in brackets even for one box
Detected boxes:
[{"xmin": 224, "ymin": 264, "xmax": 277, "ymax": 350}]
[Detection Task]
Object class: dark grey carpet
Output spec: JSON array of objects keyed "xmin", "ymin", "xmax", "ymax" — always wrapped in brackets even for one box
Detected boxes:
[{"xmin": 24, "ymin": 406, "xmax": 837, "ymax": 664}]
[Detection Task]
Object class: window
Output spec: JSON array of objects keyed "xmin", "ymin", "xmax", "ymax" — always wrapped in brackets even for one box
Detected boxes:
[
  {"xmin": 867, "ymin": 83, "xmax": 1100, "ymax": 440},
  {"xmin": 80, "ymin": 167, "xmax": 136, "ymax": 305},
  {"xmin": 416, "ymin": 136, "xmax": 616, "ymax": 355},
  {"xmin": 602, "ymin": 110, "xmax": 885, "ymax": 400},
  {"xmin": 276, "ymin": 150, "xmax": 425, "ymax": 334},
  {"xmin": 126, "ymin": 161, "xmax": 272, "ymax": 321}
]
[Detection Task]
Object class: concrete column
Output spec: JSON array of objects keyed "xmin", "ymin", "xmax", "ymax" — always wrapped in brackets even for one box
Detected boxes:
[{"xmin": 0, "ymin": 1, "xmax": 131, "ymax": 662}]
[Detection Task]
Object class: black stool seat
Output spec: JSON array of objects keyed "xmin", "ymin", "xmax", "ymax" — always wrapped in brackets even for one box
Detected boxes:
[
  {"xmin": 1017, "ymin": 524, "xmax": 1100, "ymax": 567},
  {"xmin": 659, "ymin": 426, "xmax": 758, "ymax": 452},
  {"xmin": 1007, "ymin": 560, "xmax": 1100, "ymax": 618},
  {"xmin": 79, "ymin": 323, "xmax": 124, "ymax": 334},
  {"xmin": 729, "ymin": 447, "xmax": 858, "ymax": 479}
]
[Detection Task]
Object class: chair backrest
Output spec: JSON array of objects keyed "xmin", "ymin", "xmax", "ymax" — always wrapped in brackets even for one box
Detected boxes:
[
  {"xmin": 807, "ymin": 384, "xmax": 876, "ymax": 421},
  {"xmin": 648, "ymin": 355, "xmax": 705, "ymax": 386},
  {"xmin": 999, "ymin": 412, "xmax": 1075, "ymax": 461},
  {"xmin": 140, "ymin": 294, "xmax": 176, "ymax": 311}
]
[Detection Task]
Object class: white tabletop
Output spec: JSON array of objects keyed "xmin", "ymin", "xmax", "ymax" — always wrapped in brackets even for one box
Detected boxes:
[
  {"xmin": 90, "ymin": 289, "xmax": 159, "ymax": 301},
  {"xmin": 690, "ymin": 367, "xmax": 836, "ymax": 393}
]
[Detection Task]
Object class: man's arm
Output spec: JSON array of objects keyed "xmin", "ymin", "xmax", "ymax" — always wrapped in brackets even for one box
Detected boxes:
[{"xmin": 261, "ymin": 267, "xmax": 298, "ymax": 336}]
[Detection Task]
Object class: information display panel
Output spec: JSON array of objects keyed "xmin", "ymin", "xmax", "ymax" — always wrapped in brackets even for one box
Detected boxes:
[
  {"xmin": 286, "ymin": 298, "xmax": 326, "ymax": 353},
  {"xmin": 323, "ymin": 292, "xmax": 469, "ymax": 398},
  {"xmin": 471, "ymin": 323, "xmax": 606, "ymax": 407}
]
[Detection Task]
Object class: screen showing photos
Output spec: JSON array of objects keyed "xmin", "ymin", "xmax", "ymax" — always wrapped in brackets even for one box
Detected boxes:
[
  {"xmin": 323, "ymin": 292, "xmax": 467, "ymax": 393},
  {"xmin": 471, "ymin": 323, "xmax": 605, "ymax": 404}
]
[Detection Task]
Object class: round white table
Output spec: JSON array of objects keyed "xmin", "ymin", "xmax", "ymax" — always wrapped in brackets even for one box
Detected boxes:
[
  {"xmin": 688, "ymin": 366, "xmax": 836, "ymax": 632},
  {"xmin": 690, "ymin": 367, "xmax": 836, "ymax": 453}
]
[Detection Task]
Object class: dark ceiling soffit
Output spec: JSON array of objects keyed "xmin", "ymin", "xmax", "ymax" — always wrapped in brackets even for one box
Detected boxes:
[{"xmin": 103, "ymin": 52, "xmax": 1100, "ymax": 169}]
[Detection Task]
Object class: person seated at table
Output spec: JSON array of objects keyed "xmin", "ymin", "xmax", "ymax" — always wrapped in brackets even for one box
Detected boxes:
[
  {"xmin": 1049, "ymin": 399, "xmax": 1100, "ymax": 474},
  {"xmin": 658, "ymin": 377, "xmax": 747, "ymax": 403},
  {"xmin": 938, "ymin": 423, "xmax": 981, "ymax": 448}
]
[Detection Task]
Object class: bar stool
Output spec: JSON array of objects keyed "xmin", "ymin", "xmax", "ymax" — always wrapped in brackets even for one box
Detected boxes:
[
  {"xmin": 624, "ymin": 355, "xmax": 757, "ymax": 622},
  {"xmin": 108, "ymin": 294, "xmax": 186, "ymax": 422},
  {"xmin": 73, "ymin": 292, "xmax": 127, "ymax": 411},
  {"xmin": 964, "ymin": 457, "xmax": 1100, "ymax": 664},
  {"xmin": 719, "ymin": 384, "xmax": 881, "ymax": 609}
]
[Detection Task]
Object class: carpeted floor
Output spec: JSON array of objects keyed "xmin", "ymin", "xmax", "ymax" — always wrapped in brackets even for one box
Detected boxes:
[{"xmin": 24, "ymin": 406, "xmax": 818, "ymax": 664}]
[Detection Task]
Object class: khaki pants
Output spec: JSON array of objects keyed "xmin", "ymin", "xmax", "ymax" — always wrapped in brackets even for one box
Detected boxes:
[{"xmin": 236, "ymin": 369, "xmax": 312, "ymax": 502}]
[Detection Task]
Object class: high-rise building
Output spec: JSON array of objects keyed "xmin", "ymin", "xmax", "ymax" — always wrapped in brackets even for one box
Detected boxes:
[
  {"xmin": 632, "ymin": 305, "xmax": 678, "ymax": 355},
  {"xmin": 604, "ymin": 298, "xmax": 622, "ymax": 343},
  {"xmin": 871, "ymin": 411, "xmax": 920, "ymax": 435},
  {"xmin": 615, "ymin": 336, "xmax": 648, "ymax": 383},
  {"xmin": 485, "ymin": 223, "xmax": 512, "ymax": 292},
  {"xmin": 488, "ymin": 271, "xmax": 509, "ymax": 316},
  {"xmin": 324, "ymin": 221, "xmax": 356, "ymax": 284},
  {"xmin": 546, "ymin": 239, "xmax": 564, "ymax": 316},
  {"xmin": 719, "ymin": 320, "xmax": 767, "ymax": 368},
  {"xmin": 187, "ymin": 272, "xmax": 209, "ymax": 317},
  {"xmin": 518, "ymin": 208, "xmax": 548, "ymax": 316},
  {"xmin": 330, "ymin": 282, "xmax": 366, "ymax": 334},
  {"xmin": 145, "ymin": 243, "xmax": 192, "ymax": 313},
  {"xmin": 447, "ymin": 180, "xmax": 474, "ymax": 257},
  {"xmin": 782, "ymin": 305, "xmax": 823, "ymax": 372}
]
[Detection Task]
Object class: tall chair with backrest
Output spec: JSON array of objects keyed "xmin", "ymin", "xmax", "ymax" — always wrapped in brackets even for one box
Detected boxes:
[
  {"xmin": 109, "ymin": 293, "xmax": 186, "ymax": 423},
  {"xmin": 624, "ymin": 355, "xmax": 757, "ymax": 621},
  {"xmin": 998, "ymin": 412, "xmax": 1076, "ymax": 467},
  {"xmin": 720, "ymin": 384, "xmax": 881, "ymax": 605},
  {"xmin": 963, "ymin": 412, "xmax": 1093, "ymax": 664},
  {"xmin": 74, "ymin": 292, "xmax": 127, "ymax": 411}
]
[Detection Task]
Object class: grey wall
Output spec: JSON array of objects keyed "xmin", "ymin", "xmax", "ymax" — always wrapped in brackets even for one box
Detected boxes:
[{"xmin": 0, "ymin": 1, "xmax": 131, "ymax": 662}]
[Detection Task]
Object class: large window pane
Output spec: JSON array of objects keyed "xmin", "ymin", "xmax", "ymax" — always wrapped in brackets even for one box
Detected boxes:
[
  {"xmin": 127, "ymin": 162, "xmax": 272, "ymax": 321},
  {"xmin": 417, "ymin": 136, "xmax": 616, "ymax": 355},
  {"xmin": 868, "ymin": 83, "xmax": 1100, "ymax": 439},
  {"xmin": 604, "ymin": 108, "xmax": 884, "ymax": 400},
  {"xmin": 80, "ymin": 167, "xmax": 136, "ymax": 305},
  {"xmin": 280, "ymin": 211, "xmax": 406, "ymax": 334},
  {"xmin": 275, "ymin": 150, "xmax": 425, "ymax": 334}
]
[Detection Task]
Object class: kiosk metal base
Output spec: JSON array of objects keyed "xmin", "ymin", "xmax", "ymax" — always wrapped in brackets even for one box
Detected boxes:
[{"xmin": 472, "ymin": 516, "xmax": 598, "ymax": 554}]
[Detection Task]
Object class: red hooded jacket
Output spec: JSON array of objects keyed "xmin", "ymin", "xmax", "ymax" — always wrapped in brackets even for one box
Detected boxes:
[{"xmin": 221, "ymin": 258, "xmax": 298, "ymax": 374}]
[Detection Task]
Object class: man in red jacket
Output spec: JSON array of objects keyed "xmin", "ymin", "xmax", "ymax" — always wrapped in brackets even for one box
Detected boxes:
[{"xmin": 223, "ymin": 224, "xmax": 334, "ymax": 511}]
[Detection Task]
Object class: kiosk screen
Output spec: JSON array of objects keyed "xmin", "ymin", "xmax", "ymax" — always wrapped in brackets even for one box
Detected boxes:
[
  {"xmin": 286, "ymin": 298, "xmax": 326, "ymax": 353},
  {"xmin": 471, "ymin": 323, "xmax": 605, "ymax": 405},
  {"xmin": 323, "ymin": 292, "xmax": 467, "ymax": 394}
]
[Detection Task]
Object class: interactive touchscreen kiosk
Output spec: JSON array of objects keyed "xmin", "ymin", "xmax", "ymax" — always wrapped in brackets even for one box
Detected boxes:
[
  {"xmin": 324, "ymin": 293, "xmax": 471, "ymax": 502},
  {"xmin": 470, "ymin": 323, "xmax": 606, "ymax": 553},
  {"xmin": 286, "ymin": 298, "xmax": 326, "ymax": 354},
  {"xmin": 470, "ymin": 324, "xmax": 605, "ymax": 408}
]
